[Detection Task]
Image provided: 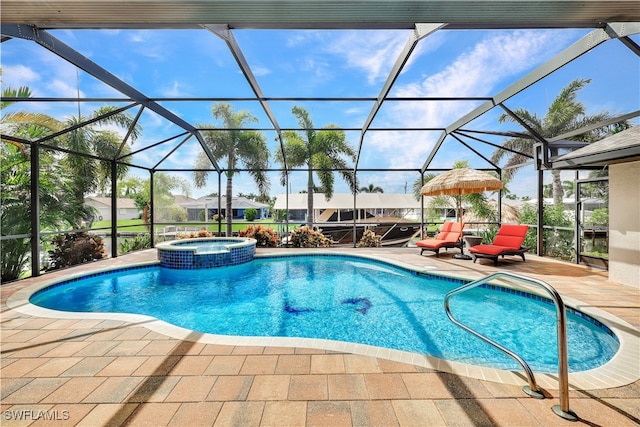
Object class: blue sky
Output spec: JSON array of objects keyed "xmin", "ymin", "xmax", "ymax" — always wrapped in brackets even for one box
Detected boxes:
[{"xmin": 2, "ymin": 27, "xmax": 638, "ymax": 199}]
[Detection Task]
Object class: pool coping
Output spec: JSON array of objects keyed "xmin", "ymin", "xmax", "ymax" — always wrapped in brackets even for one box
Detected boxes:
[
  {"xmin": 156, "ymin": 237, "xmax": 257, "ymax": 252},
  {"xmin": 6, "ymin": 252, "xmax": 639, "ymax": 392}
]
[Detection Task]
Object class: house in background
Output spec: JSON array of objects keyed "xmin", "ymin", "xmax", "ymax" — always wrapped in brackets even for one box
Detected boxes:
[
  {"xmin": 84, "ymin": 197, "xmax": 140, "ymax": 222},
  {"xmin": 179, "ymin": 196, "xmax": 269, "ymax": 221}
]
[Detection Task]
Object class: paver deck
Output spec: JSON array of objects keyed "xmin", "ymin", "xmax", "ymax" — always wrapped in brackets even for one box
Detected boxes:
[{"xmin": 1, "ymin": 247, "xmax": 639, "ymax": 426}]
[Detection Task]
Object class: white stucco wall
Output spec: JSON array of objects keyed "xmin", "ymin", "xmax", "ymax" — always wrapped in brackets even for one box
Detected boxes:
[{"xmin": 609, "ymin": 161, "xmax": 640, "ymax": 289}]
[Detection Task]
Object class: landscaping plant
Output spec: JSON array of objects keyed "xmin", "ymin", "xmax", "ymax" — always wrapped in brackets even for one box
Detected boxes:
[
  {"xmin": 46, "ymin": 232, "xmax": 107, "ymax": 271},
  {"xmin": 357, "ymin": 229, "xmax": 382, "ymax": 247},
  {"xmin": 288, "ymin": 226, "xmax": 333, "ymax": 248},
  {"xmin": 244, "ymin": 208, "xmax": 258, "ymax": 221},
  {"xmin": 119, "ymin": 233, "xmax": 152, "ymax": 254},
  {"xmin": 238, "ymin": 224, "xmax": 280, "ymax": 247},
  {"xmin": 177, "ymin": 229, "xmax": 213, "ymax": 239}
]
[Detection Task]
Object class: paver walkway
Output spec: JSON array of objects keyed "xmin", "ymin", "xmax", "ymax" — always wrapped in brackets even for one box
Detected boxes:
[{"xmin": 1, "ymin": 247, "xmax": 638, "ymax": 426}]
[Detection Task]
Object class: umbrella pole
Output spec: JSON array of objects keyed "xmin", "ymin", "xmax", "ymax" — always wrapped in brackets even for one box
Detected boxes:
[{"xmin": 453, "ymin": 194, "xmax": 471, "ymax": 260}]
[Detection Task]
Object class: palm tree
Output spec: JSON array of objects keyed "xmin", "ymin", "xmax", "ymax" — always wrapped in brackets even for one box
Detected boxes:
[
  {"xmin": 412, "ymin": 173, "xmax": 436, "ymax": 201},
  {"xmin": 359, "ymin": 183, "xmax": 384, "ymax": 193},
  {"xmin": 194, "ymin": 102, "xmax": 270, "ymax": 236},
  {"xmin": 562, "ymin": 180, "xmax": 575, "ymax": 198},
  {"xmin": 3, "ymin": 84, "xmax": 142, "ymax": 226},
  {"xmin": 275, "ymin": 106, "xmax": 357, "ymax": 226},
  {"xmin": 60, "ymin": 107, "xmax": 139, "ymax": 206},
  {"xmin": 1, "ymin": 81, "xmax": 61, "ymax": 150},
  {"xmin": 492, "ymin": 78, "xmax": 628, "ymax": 205},
  {"xmin": 2, "ymin": 82, "xmax": 137, "ymax": 279}
]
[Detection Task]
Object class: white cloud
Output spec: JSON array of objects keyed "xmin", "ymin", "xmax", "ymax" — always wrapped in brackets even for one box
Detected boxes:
[
  {"xmin": 251, "ymin": 66, "xmax": 271, "ymax": 77},
  {"xmin": 364, "ymin": 30, "xmax": 569, "ymax": 170},
  {"xmin": 397, "ymin": 30, "xmax": 559, "ymax": 99},
  {"xmin": 2, "ymin": 64, "xmax": 40, "ymax": 88},
  {"xmin": 325, "ymin": 30, "xmax": 409, "ymax": 84},
  {"xmin": 49, "ymin": 79, "xmax": 86, "ymax": 98},
  {"xmin": 128, "ymin": 30, "xmax": 167, "ymax": 61},
  {"xmin": 162, "ymin": 80, "xmax": 187, "ymax": 97}
]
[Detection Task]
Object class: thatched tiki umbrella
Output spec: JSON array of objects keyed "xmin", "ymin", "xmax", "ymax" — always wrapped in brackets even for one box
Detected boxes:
[{"xmin": 420, "ymin": 168, "xmax": 504, "ymax": 230}]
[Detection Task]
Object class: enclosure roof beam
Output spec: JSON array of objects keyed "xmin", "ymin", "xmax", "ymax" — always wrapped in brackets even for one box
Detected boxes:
[
  {"xmin": 203, "ymin": 24, "xmax": 286, "ymax": 169},
  {"xmin": 152, "ymin": 134, "xmax": 193, "ymax": 170},
  {"xmin": 422, "ymin": 22, "xmax": 639, "ymax": 171},
  {"xmin": 0, "ymin": 23, "xmax": 222, "ymax": 173},
  {"xmin": 1, "ymin": 1, "xmax": 638, "ymax": 29},
  {"xmin": 449, "ymin": 132, "xmax": 500, "ymax": 170},
  {"xmin": 498, "ymin": 103, "xmax": 548, "ymax": 144},
  {"xmin": 115, "ymin": 105, "xmax": 144, "ymax": 159},
  {"xmin": 420, "ymin": 130, "xmax": 448, "ymax": 173},
  {"xmin": 456, "ymin": 129, "xmax": 535, "ymax": 139},
  {"xmin": 355, "ymin": 23, "xmax": 445, "ymax": 168},
  {"xmin": 548, "ymin": 110, "xmax": 640, "ymax": 142},
  {"xmin": 35, "ymin": 103, "xmax": 140, "ymax": 145},
  {"xmin": 453, "ymin": 130, "xmax": 534, "ymax": 159},
  {"xmin": 119, "ymin": 132, "xmax": 190, "ymax": 161}
]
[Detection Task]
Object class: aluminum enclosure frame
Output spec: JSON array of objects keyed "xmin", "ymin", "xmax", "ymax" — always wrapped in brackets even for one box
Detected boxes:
[{"xmin": 1, "ymin": 3, "xmax": 639, "ymax": 278}]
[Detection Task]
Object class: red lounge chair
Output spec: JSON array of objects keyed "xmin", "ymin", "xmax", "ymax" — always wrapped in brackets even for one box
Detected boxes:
[
  {"xmin": 416, "ymin": 222, "xmax": 463, "ymax": 257},
  {"xmin": 469, "ymin": 224, "xmax": 530, "ymax": 266}
]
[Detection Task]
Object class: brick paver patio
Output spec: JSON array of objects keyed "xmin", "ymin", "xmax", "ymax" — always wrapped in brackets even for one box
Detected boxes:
[{"xmin": 1, "ymin": 247, "xmax": 638, "ymax": 426}]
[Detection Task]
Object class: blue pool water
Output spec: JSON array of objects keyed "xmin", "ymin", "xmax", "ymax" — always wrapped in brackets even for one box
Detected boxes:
[
  {"xmin": 170, "ymin": 239, "xmax": 236, "ymax": 253},
  {"xmin": 184, "ymin": 242, "xmax": 229, "ymax": 253},
  {"xmin": 30, "ymin": 255, "xmax": 619, "ymax": 373}
]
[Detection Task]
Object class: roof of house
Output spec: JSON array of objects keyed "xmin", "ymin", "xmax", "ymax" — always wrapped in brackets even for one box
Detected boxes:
[
  {"xmin": 552, "ymin": 127, "xmax": 640, "ymax": 169},
  {"xmin": 172, "ymin": 194, "xmax": 194, "ymax": 205},
  {"xmin": 179, "ymin": 196, "xmax": 268, "ymax": 209},
  {"xmin": 273, "ymin": 193, "xmax": 422, "ymax": 210},
  {"xmin": 85, "ymin": 197, "xmax": 138, "ymax": 209}
]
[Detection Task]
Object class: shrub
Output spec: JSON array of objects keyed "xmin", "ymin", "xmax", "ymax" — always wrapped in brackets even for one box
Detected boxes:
[
  {"xmin": 213, "ymin": 213, "xmax": 224, "ymax": 222},
  {"xmin": 1, "ymin": 238, "xmax": 30, "ymax": 282},
  {"xmin": 588, "ymin": 208, "xmax": 608, "ymax": 226},
  {"xmin": 244, "ymin": 208, "xmax": 258, "ymax": 221},
  {"xmin": 46, "ymin": 232, "xmax": 106, "ymax": 271},
  {"xmin": 521, "ymin": 203, "xmax": 574, "ymax": 260},
  {"xmin": 288, "ymin": 226, "xmax": 333, "ymax": 248},
  {"xmin": 162, "ymin": 205, "xmax": 187, "ymax": 222},
  {"xmin": 480, "ymin": 226, "xmax": 498, "ymax": 244},
  {"xmin": 157, "ymin": 204, "xmax": 187, "ymax": 222},
  {"xmin": 239, "ymin": 224, "xmax": 280, "ymax": 247},
  {"xmin": 177, "ymin": 229, "xmax": 213, "ymax": 239},
  {"xmin": 274, "ymin": 209, "xmax": 287, "ymax": 222},
  {"xmin": 119, "ymin": 233, "xmax": 151, "ymax": 254},
  {"xmin": 357, "ymin": 229, "xmax": 382, "ymax": 247}
]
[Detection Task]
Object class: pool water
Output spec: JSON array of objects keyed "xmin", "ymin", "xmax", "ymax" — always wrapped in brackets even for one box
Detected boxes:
[
  {"xmin": 189, "ymin": 242, "xmax": 229, "ymax": 253},
  {"xmin": 30, "ymin": 255, "xmax": 619, "ymax": 373}
]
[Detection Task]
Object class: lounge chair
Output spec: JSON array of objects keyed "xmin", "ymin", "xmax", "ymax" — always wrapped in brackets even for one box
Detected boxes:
[
  {"xmin": 416, "ymin": 221, "xmax": 463, "ymax": 257},
  {"xmin": 468, "ymin": 224, "xmax": 530, "ymax": 266}
]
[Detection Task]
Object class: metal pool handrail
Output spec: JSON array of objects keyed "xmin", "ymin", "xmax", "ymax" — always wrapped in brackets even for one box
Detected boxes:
[{"xmin": 444, "ymin": 271, "xmax": 578, "ymax": 422}]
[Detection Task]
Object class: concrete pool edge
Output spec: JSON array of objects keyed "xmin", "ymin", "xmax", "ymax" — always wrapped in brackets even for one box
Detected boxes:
[{"xmin": 7, "ymin": 254, "xmax": 639, "ymax": 392}]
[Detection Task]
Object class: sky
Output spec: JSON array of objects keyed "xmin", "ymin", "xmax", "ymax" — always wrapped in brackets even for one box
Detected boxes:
[{"xmin": 2, "ymin": 26, "xmax": 639, "ymax": 200}]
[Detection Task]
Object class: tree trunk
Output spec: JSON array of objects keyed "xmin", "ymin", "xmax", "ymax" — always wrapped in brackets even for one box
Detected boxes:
[
  {"xmin": 552, "ymin": 170, "xmax": 564, "ymax": 206},
  {"xmin": 307, "ymin": 166, "xmax": 314, "ymax": 227},
  {"xmin": 226, "ymin": 172, "xmax": 233, "ymax": 236}
]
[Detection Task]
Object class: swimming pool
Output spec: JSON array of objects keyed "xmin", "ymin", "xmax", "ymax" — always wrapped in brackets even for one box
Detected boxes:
[{"xmin": 28, "ymin": 254, "xmax": 619, "ymax": 373}]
